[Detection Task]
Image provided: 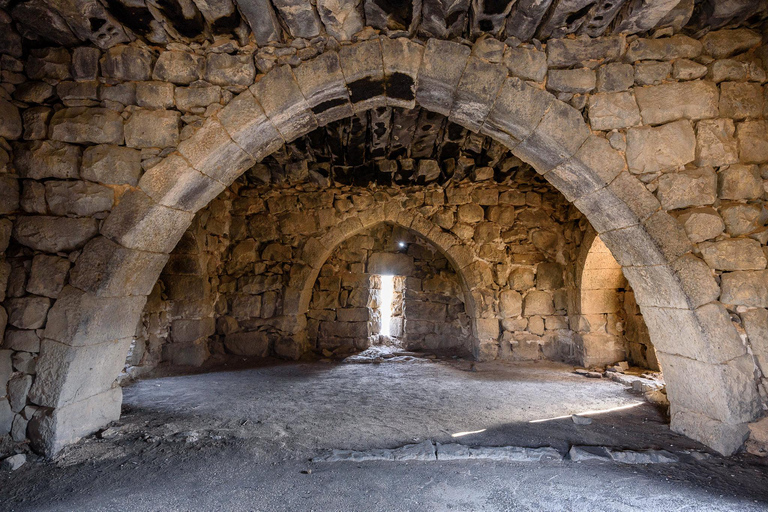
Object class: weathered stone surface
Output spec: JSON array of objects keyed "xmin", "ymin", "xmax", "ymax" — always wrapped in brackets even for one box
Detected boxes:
[
  {"xmin": 48, "ymin": 108, "xmax": 124, "ymax": 145},
  {"xmin": 720, "ymin": 82, "xmax": 763, "ymax": 120},
  {"xmin": 316, "ymin": 0, "xmax": 364, "ymax": 40},
  {"xmin": 124, "ymin": 109, "xmax": 180, "ymax": 148},
  {"xmin": 8, "ymin": 374, "xmax": 32, "ymax": 412},
  {"xmin": 634, "ymin": 81, "xmax": 719, "ymax": 125},
  {"xmin": 482, "ymin": 77, "xmax": 554, "ymax": 149},
  {"xmin": 498, "ymin": 290, "xmax": 522, "ymax": 317},
  {"xmin": 99, "ymin": 83, "xmax": 136, "ymax": 105},
  {"xmin": 626, "ymin": 120, "xmax": 695, "ymax": 174},
  {"xmin": 25, "ymin": 48, "xmax": 71, "ymax": 80},
  {"xmin": 634, "ymin": 61, "xmax": 671, "ymax": 86},
  {"xmin": 719, "ymin": 164, "xmax": 763, "ymax": 200},
  {"xmin": 721, "ymin": 270, "xmax": 768, "ymax": 307},
  {"xmin": 0, "ymin": 98, "xmax": 22, "ymax": 140},
  {"xmin": 174, "ymin": 85, "xmax": 222, "ymax": 111},
  {"xmin": 546, "ymin": 36, "xmax": 624, "ymax": 68},
  {"xmin": 656, "ymin": 167, "xmax": 716, "ymax": 210},
  {"xmin": 45, "ymin": 180, "xmax": 114, "ymax": 217},
  {"xmin": 708, "ymin": 59, "xmax": 748, "ymax": 83},
  {"xmin": 742, "ymin": 308, "xmax": 768, "ymax": 369},
  {"xmin": 737, "ymin": 121, "xmax": 768, "ymax": 164},
  {"xmin": 251, "ymin": 64, "xmax": 316, "ymax": 141},
  {"xmin": 136, "ymin": 81, "xmax": 175, "ymax": 109},
  {"xmin": 22, "ymin": 106, "xmax": 52, "ymax": 140},
  {"xmin": 205, "ymin": 53, "xmax": 256, "ymax": 86},
  {"xmin": 695, "ymin": 119, "xmax": 739, "ymax": 167},
  {"xmin": 547, "ymin": 68, "xmax": 595, "ymax": 94},
  {"xmin": 701, "ymin": 29, "xmax": 762, "ymax": 59},
  {"xmin": 503, "ymin": 46, "xmax": 547, "ymax": 82},
  {"xmin": 224, "ymin": 331, "xmax": 270, "ymax": 356},
  {"xmin": 417, "ymin": 39, "xmax": 471, "ymax": 116},
  {"xmin": 152, "ymin": 51, "xmax": 203, "ymax": 84},
  {"xmin": 700, "ymin": 239, "xmax": 767, "ymax": 271},
  {"xmin": 6, "ymin": 297, "xmax": 50, "ymax": 330},
  {"xmin": 13, "ymin": 141, "xmax": 79, "ymax": 179},
  {"xmin": 272, "ymin": 0, "xmax": 322, "ymax": 38},
  {"xmin": 720, "ymin": 204, "xmax": 765, "ymax": 236},
  {"xmin": 625, "ymin": 35, "xmax": 702, "ymax": 61},
  {"xmin": 100, "ymin": 45, "xmax": 154, "ymax": 81},
  {"xmin": 27, "ymin": 255, "xmax": 70, "ymax": 299},
  {"xmin": 672, "ymin": 59, "xmax": 707, "ymax": 80},
  {"xmin": 596, "ymin": 63, "xmax": 634, "ymax": 93},
  {"xmin": 587, "ymin": 92, "xmax": 641, "ymax": 130},
  {"xmin": 523, "ymin": 290, "xmax": 554, "ymax": 316},
  {"xmin": 72, "ymin": 47, "xmax": 100, "ymax": 81},
  {"xmin": 13, "ymin": 216, "xmax": 98, "ymax": 253},
  {"xmin": 81, "ymin": 145, "xmax": 142, "ymax": 186},
  {"xmin": 678, "ymin": 207, "xmax": 724, "ymax": 243},
  {"xmin": 5, "ymin": 329, "xmax": 41, "ymax": 353},
  {"xmin": 0, "ymin": 176, "xmax": 19, "ymax": 215}
]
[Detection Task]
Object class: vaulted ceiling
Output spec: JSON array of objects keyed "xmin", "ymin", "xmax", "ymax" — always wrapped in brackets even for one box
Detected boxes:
[{"xmin": 4, "ymin": 0, "xmax": 767, "ymax": 51}]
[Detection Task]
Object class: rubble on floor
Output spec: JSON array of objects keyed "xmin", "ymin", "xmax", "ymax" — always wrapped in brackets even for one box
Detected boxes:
[{"xmin": 574, "ymin": 361, "xmax": 668, "ymax": 407}]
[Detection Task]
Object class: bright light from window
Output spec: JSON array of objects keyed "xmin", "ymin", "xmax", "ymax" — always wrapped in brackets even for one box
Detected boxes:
[{"xmin": 380, "ymin": 275, "xmax": 394, "ymax": 336}]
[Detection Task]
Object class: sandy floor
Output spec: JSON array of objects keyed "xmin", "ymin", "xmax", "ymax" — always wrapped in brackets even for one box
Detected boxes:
[{"xmin": 2, "ymin": 358, "xmax": 768, "ymax": 511}]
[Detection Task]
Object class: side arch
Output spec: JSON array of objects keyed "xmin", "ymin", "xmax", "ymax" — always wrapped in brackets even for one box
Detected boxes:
[{"xmin": 32, "ymin": 36, "xmax": 758, "ymax": 456}]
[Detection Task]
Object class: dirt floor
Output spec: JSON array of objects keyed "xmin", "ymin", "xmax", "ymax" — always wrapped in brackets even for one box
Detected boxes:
[{"xmin": 2, "ymin": 356, "xmax": 768, "ymax": 511}]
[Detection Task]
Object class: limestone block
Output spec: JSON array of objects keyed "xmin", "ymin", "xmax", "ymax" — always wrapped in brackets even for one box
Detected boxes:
[
  {"xmin": 406, "ymin": 302, "xmax": 447, "ymax": 322},
  {"xmin": 6, "ymin": 297, "xmax": 50, "ymax": 330},
  {"xmin": 28, "ymin": 387, "xmax": 122, "ymax": 457},
  {"xmin": 13, "ymin": 140, "xmax": 80, "ymax": 180},
  {"xmin": 13, "ymin": 216, "xmax": 98, "ymax": 253},
  {"xmin": 100, "ymin": 45, "xmax": 154, "ymax": 81},
  {"xmin": 656, "ymin": 167, "xmax": 716, "ymax": 210},
  {"xmin": 596, "ymin": 63, "xmax": 634, "ymax": 92},
  {"xmin": 224, "ymin": 331, "xmax": 269, "ymax": 357},
  {"xmin": 625, "ymin": 34, "xmax": 702, "ymax": 61},
  {"xmin": 69, "ymin": 237, "xmax": 168, "ymax": 297},
  {"xmin": 0, "ymin": 98, "xmax": 21, "ymax": 140},
  {"xmin": 678, "ymin": 207, "xmax": 725, "ymax": 243},
  {"xmin": 48, "ymin": 107, "xmax": 123, "ymax": 145},
  {"xmin": 701, "ymin": 28, "xmax": 762, "ymax": 59},
  {"xmin": 450, "ymin": 56, "xmax": 507, "ymax": 132},
  {"xmin": 293, "ymin": 52, "xmax": 352, "ymax": 126},
  {"xmin": 381, "ymin": 37, "xmax": 424, "ymax": 110},
  {"xmin": 204, "ymin": 53, "xmax": 255, "ymax": 87},
  {"xmin": 587, "ymin": 91, "xmax": 641, "ymax": 130},
  {"xmin": 700, "ymin": 239, "xmax": 767, "ymax": 271},
  {"xmin": 626, "ymin": 120, "xmax": 695, "ymax": 174},
  {"xmin": 671, "ymin": 253, "xmax": 720, "ymax": 308},
  {"xmin": 481, "ymin": 77, "xmax": 553, "ymax": 149},
  {"xmin": 416, "ymin": 39, "xmax": 471, "ymax": 116},
  {"xmin": 457, "ymin": 203, "xmax": 484, "ymax": 224},
  {"xmin": 633, "ymin": 61, "xmax": 671, "ymax": 86},
  {"xmin": 721, "ymin": 270, "xmax": 768, "ymax": 307},
  {"xmin": 44, "ymin": 180, "xmax": 114, "ymax": 217},
  {"xmin": 27, "ymin": 255, "xmax": 70, "ymax": 299},
  {"xmin": 721, "ymin": 204, "xmax": 764, "ymax": 236},
  {"xmin": 217, "ymin": 90, "xmax": 283, "ymax": 161},
  {"xmin": 695, "ymin": 119, "xmax": 739, "ymax": 167},
  {"xmin": 720, "ymin": 82, "xmax": 764, "ymax": 120},
  {"xmin": 634, "ymin": 81, "xmax": 719, "ymax": 126},
  {"xmin": 101, "ymin": 188, "xmax": 194, "ymax": 254},
  {"xmin": 274, "ymin": 337, "xmax": 304, "ymax": 360},
  {"xmin": 672, "ymin": 59, "xmax": 708, "ymax": 80},
  {"xmin": 719, "ymin": 164, "xmax": 763, "ymax": 200},
  {"xmin": 152, "ymin": 51, "xmax": 203, "ymax": 84},
  {"xmin": 174, "ymin": 85, "xmax": 222, "ymax": 111},
  {"xmin": 251, "ymin": 65, "xmax": 317, "ymax": 142},
  {"xmin": 336, "ymin": 308, "xmax": 368, "ymax": 322},
  {"xmin": 508, "ymin": 267, "xmax": 534, "ymax": 290},
  {"xmin": 81, "ymin": 145, "xmax": 142, "ymax": 186},
  {"xmin": 503, "ymin": 46, "xmax": 547, "ymax": 82},
  {"xmin": 524, "ymin": 290, "xmax": 554, "ymax": 316},
  {"xmin": 546, "ymin": 36, "xmax": 624, "ymax": 68},
  {"xmin": 124, "ymin": 109, "xmax": 180, "ymax": 148},
  {"xmin": 737, "ymin": 121, "xmax": 768, "ymax": 164}
]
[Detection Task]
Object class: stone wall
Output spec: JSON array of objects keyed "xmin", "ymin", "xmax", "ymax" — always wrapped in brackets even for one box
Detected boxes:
[{"xmin": 1, "ymin": 21, "xmax": 767, "ymax": 455}]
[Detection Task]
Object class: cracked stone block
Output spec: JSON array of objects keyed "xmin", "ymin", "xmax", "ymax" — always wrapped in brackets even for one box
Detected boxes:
[
  {"xmin": 700, "ymin": 239, "xmax": 767, "ymax": 271},
  {"xmin": 81, "ymin": 145, "xmax": 142, "ymax": 186},
  {"xmin": 317, "ymin": 0, "xmax": 364, "ymax": 40},
  {"xmin": 634, "ymin": 81, "xmax": 718, "ymax": 126},
  {"xmin": 695, "ymin": 119, "xmax": 739, "ymax": 168},
  {"xmin": 587, "ymin": 91, "xmax": 641, "ymax": 130},
  {"xmin": 656, "ymin": 167, "xmax": 716, "ymax": 210}
]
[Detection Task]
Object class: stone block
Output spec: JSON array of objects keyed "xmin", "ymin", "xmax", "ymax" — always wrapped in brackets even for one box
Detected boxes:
[
  {"xmin": 0, "ymin": 399, "xmax": 12, "ymax": 436},
  {"xmin": 338, "ymin": 39, "xmax": 385, "ymax": 112},
  {"xmin": 48, "ymin": 107, "xmax": 123, "ymax": 145},
  {"xmin": 634, "ymin": 81, "xmax": 719, "ymax": 126},
  {"xmin": 671, "ymin": 253, "xmax": 720, "ymax": 308},
  {"xmin": 503, "ymin": 46, "xmax": 547, "ymax": 82},
  {"xmin": 251, "ymin": 65, "xmax": 316, "ymax": 142},
  {"xmin": 701, "ymin": 28, "xmax": 762, "ymax": 59},
  {"xmin": 498, "ymin": 290, "xmax": 522, "ymax": 317},
  {"xmin": 224, "ymin": 331, "xmax": 269, "ymax": 357},
  {"xmin": 101, "ymin": 188, "xmax": 195, "ymax": 253},
  {"xmin": 205, "ymin": 53, "xmax": 255, "ymax": 86},
  {"xmin": 13, "ymin": 140, "xmax": 80, "ymax": 180},
  {"xmin": 27, "ymin": 255, "xmax": 70, "ymax": 299},
  {"xmin": 720, "ymin": 82, "xmax": 763, "ymax": 120},
  {"xmin": 524, "ymin": 290, "xmax": 554, "ymax": 316},
  {"xmin": 546, "ymin": 36, "xmax": 624, "ymax": 68},
  {"xmin": 4, "ymin": 329, "xmax": 41, "ymax": 353},
  {"xmin": 548, "ymin": 68, "xmax": 596, "ymax": 95},
  {"xmin": 695, "ymin": 119, "xmax": 739, "ymax": 168},
  {"xmin": 8, "ymin": 374, "xmax": 31, "ymax": 412},
  {"xmin": 69, "ymin": 236, "xmax": 168, "ymax": 297},
  {"xmin": 626, "ymin": 120, "xmax": 695, "ymax": 174},
  {"xmin": 81, "ymin": 145, "xmax": 141, "ymax": 186},
  {"xmin": 416, "ymin": 39, "xmax": 470, "ymax": 116},
  {"xmin": 0, "ymin": 176, "xmax": 19, "ymax": 215},
  {"xmin": 0, "ymin": 98, "xmax": 21, "ymax": 140},
  {"xmin": 124, "ymin": 109, "xmax": 180, "ymax": 148},
  {"xmin": 482, "ymin": 77, "xmax": 554, "ymax": 149},
  {"xmin": 450, "ymin": 56, "xmax": 507, "ymax": 132},
  {"xmin": 217, "ymin": 90, "xmax": 283, "ymax": 162},
  {"xmin": 742, "ymin": 308, "xmax": 768, "ymax": 370},
  {"xmin": 152, "ymin": 51, "xmax": 203, "ymax": 84},
  {"xmin": 13, "ymin": 216, "xmax": 98, "ymax": 253},
  {"xmin": 596, "ymin": 63, "xmax": 634, "ymax": 92},
  {"xmin": 719, "ymin": 164, "xmax": 763, "ymax": 200},
  {"xmin": 136, "ymin": 81, "xmax": 175, "ymax": 109},
  {"xmin": 22, "ymin": 106, "xmax": 52, "ymax": 140},
  {"xmin": 678, "ymin": 207, "xmax": 724, "ymax": 243},
  {"xmin": 721, "ymin": 204, "xmax": 764, "ymax": 236},
  {"xmin": 163, "ymin": 339, "xmax": 210, "ymax": 367},
  {"xmin": 672, "ymin": 59, "xmax": 707, "ymax": 80},
  {"xmin": 737, "ymin": 121, "xmax": 768, "ymax": 164},
  {"xmin": 368, "ymin": 252, "xmax": 415, "ymax": 276},
  {"xmin": 140, "ymin": 152, "xmax": 226, "ymax": 212},
  {"xmin": 625, "ymin": 34, "xmax": 702, "ymax": 61},
  {"xmin": 100, "ymin": 45, "xmax": 153, "ymax": 81},
  {"xmin": 656, "ymin": 167, "xmax": 716, "ymax": 210},
  {"xmin": 316, "ymin": 0, "xmax": 364, "ymax": 40},
  {"xmin": 381, "ymin": 37, "xmax": 424, "ymax": 109},
  {"xmin": 634, "ymin": 61, "xmax": 671, "ymax": 86},
  {"xmin": 28, "ymin": 387, "xmax": 122, "ymax": 457},
  {"xmin": 45, "ymin": 180, "xmax": 114, "ymax": 217},
  {"xmin": 721, "ymin": 270, "xmax": 768, "ymax": 307},
  {"xmin": 43, "ymin": 286, "xmax": 146, "ymax": 347},
  {"xmin": 587, "ymin": 91, "xmax": 641, "ymax": 130},
  {"xmin": 536, "ymin": 262, "xmax": 564, "ymax": 290},
  {"xmin": 171, "ymin": 318, "xmax": 215, "ymax": 343},
  {"xmin": 174, "ymin": 85, "xmax": 221, "ymax": 111},
  {"xmin": 700, "ymin": 239, "xmax": 767, "ymax": 271},
  {"xmin": 293, "ymin": 52, "xmax": 352, "ymax": 126}
]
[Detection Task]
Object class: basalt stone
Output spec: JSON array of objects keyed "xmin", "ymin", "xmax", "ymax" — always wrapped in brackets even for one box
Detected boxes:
[
  {"xmin": 12, "ymin": 216, "xmax": 98, "ymax": 253},
  {"xmin": 503, "ymin": 46, "xmax": 547, "ymax": 82},
  {"xmin": 25, "ymin": 48, "xmax": 71, "ymax": 80},
  {"xmin": 587, "ymin": 91, "xmax": 641, "ymax": 130},
  {"xmin": 6, "ymin": 297, "xmax": 51, "ymax": 330},
  {"xmin": 224, "ymin": 331, "xmax": 269, "ymax": 357},
  {"xmin": 634, "ymin": 61, "xmax": 671, "ymax": 86},
  {"xmin": 596, "ymin": 63, "xmax": 634, "ymax": 93},
  {"xmin": 26, "ymin": 254, "xmax": 70, "ymax": 299},
  {"xmin": 174, "ymin": 85, "xmax": 222, "ymax": 111},
  {"xmin": 136, "ymin": 81, "xmax": 175, "ymax": 109},
  {"xmin": 634, "ymin": 81, "xmax": 718, "ymax": 126},
  {"xmin": 81, "ymin": 145, "xmax": 142, "ymax": 186},
  {"xmin": 100, "ymin": 45, "xmax": 154, "ymax": 81},
  {"xmin": 626, "ymin": 120, "xmax": 695, "ymax": 174},
  {"xmin": 701, "ymin": 29, "xmax": 762, "ymax": 59},
  {"xmin": 48, "ymin": 108, "xmax": 124, "ymax": 145},
  {"xmin": 204, "ymin": 53, "xmax": 256, "ymax": 86},
  {"xmin": 152, "ymin": 51, "xmax": 204, "ymax": 84},
  {"xmin": 546, "ymin": 36, "xmax": 624, "ymax": 68},
  {"xmin": 316, "ymin": 0, "xmax": 364, "ymax": 40},
  {"xmin": 22, "ymin": 106, "xmax": 52, "ymax": 141},
  {"xmin": 272, "ymin": 0, "xmax": 322, "ymax": 38},
  {"xmin": 625, "ymin": 35, "xmax": 702, "ymax": 62},
  {"xmin": 71, "ymin": 47, "xmax": 100, "ymax": 81},
  {"xmin": 695, "ymin": 119, "xmax": 739, "ymax": 168},
  {"xmin": 672, "ymin": 59, "xmax": 707, "ymax": 80},
  {"xmin": 721, "ymin": 270, "xmax": 768, "ymax": 307},
  {"xmin": 547, "ymin": 68, "xmax": 595, "ymax": 94},
  {"xmin": 44, "ymin": 180, "xmax": 115, "ymax": 217},
  {"xmin": 124, "ymin": 109, "xmax": 180, "ymax": 148},
  {"xmin": 99, "ymin": 83, "xmax": 136, "ymax": 106}
]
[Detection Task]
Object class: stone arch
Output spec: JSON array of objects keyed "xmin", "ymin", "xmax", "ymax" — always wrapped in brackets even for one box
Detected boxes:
[
  {"xmin": 288, "ymin": 209, "xmax": 482, "ymax": 353},
  {"xmin": 32, "ymin": 37, "xmax": 758, "ymax": 456}
]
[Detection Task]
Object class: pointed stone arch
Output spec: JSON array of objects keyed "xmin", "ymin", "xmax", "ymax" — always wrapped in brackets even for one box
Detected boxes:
[{"xmin": 32, "ymin": 37, "xmax": 758, "ymax": 456}]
